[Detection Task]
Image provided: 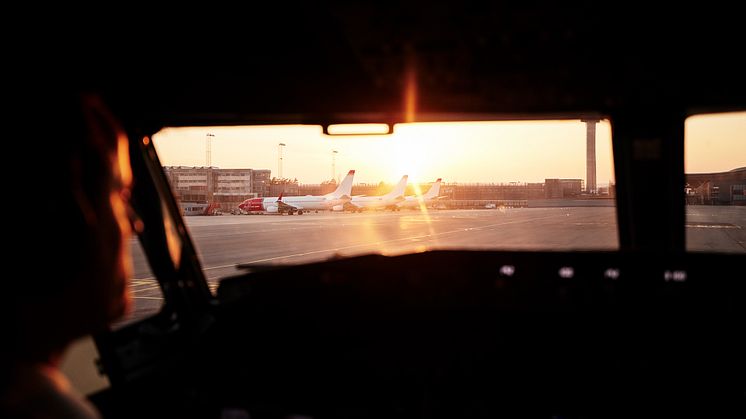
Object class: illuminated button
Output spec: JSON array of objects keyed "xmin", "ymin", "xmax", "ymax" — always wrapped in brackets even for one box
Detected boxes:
[
  {"xmin": 604, "ymin": 268, "xmax": 620, "ymax": 280},
  {"xmin": 558, "ymin": 266, "xmax": 574, "ymax": 279},
  {"xmin": 499, "ymin": 265, "xmax": 516, "ymax": 277},
  {"xmin": 663, "ymin": 270, "xmax": 687, "ymax": 282}
]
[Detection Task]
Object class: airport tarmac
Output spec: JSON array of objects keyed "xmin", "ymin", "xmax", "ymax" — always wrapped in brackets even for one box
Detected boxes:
[{"xmin": 117, "ymin": 205, "xmax": 744, "ymax": 327}]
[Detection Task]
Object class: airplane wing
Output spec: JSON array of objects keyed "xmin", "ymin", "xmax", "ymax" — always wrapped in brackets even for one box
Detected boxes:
[
  {"xmin": 343, "ymin": 201, "xmax": 362, "ymax": 211},
  {"xmin": 276, "ymin": 200, "xmax": 303, "ymax": 211}
]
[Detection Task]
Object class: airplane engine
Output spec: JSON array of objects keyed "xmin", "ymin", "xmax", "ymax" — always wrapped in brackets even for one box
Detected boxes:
[
  {"xmin": 266, "ymin": 205, "xmax": 279, "ymax": 213},
  {"xmin": 332, "ymin": 205, "xmax": 344, "ymax": 211}
]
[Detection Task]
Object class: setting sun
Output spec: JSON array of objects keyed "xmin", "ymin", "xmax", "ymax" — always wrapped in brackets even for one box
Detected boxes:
[{"xmin": 153, "ymin": 119, "xmax": 619, "ymax": 187}]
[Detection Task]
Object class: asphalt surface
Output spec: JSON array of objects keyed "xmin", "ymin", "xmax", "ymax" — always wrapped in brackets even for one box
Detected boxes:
[{"xmin": 117, "ymin": 205, "xmax": 744, "ymax": 327}]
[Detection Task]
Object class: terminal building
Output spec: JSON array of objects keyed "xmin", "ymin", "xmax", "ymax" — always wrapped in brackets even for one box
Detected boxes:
[
  {"xmin": 544, "ymin": 179, "xmax": 584, "ymax": 199},
  {"xmin": 685, "ymin": 167, "xmax": 746, "ymax": 205},
  {"xmin": 162, "ymin": 167, "xmax": 271, "ymax": 214}
]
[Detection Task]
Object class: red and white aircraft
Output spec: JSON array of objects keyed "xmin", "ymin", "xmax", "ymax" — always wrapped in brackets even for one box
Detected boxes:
[{"xmin": 238, "ymin": 170, "xmax": 355, "ymax": 215}]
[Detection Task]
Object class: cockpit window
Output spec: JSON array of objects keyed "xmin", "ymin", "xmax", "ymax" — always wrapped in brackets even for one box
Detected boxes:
[
  {"xmin": 685, "ymin": 111, "xmax": 746, "ymax": 253},
  {"xmin": 151, "ymin": 119, "xmax": 617, "ymax": 282}
]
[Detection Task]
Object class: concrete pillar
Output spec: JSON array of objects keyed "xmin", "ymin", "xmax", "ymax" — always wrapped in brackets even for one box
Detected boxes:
[{"xmin": 582, "ymin": 119, "xmax": 599, "ymax": 194}]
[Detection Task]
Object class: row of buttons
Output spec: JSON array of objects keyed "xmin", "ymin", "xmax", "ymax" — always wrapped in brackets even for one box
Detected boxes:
[{"xmin": 497, "ymin": 264, "xmax": 687, "ymax": 282}]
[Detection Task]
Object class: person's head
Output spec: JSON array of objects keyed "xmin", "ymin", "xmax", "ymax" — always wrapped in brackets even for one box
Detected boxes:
[{"xmin": 10, "ymin": 92, "xmax": 134, "ymax": 362}]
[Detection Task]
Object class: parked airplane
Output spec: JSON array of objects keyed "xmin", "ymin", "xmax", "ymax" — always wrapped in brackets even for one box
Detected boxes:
[
  {"xmin": 345, "ymin": 175, "xmax": 408, "ymax": 212},
  {"xmin": 238, "ymin": 170, "xmax": 355, "ymax": 215},
  {"xmin": 397, "ymin": 178, "xmax": 442, "ymax": 209}
]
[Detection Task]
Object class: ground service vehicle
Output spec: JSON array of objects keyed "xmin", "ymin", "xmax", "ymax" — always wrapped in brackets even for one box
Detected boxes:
[{"xmin": 38, "ymin": 3, "xmax": 746, "ymax": 418}]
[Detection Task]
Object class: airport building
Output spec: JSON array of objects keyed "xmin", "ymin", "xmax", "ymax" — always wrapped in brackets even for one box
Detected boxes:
[
  {"xmin": 441, "ymin": 182, "xmax": 545, "ymax": 200},
  {"xmin": 544, "ymin": 179, "xmax": 584, "ymax": 199},
  {"xmin": 252, "ymin": 169, "xmax": 271, "ymax": 198},
  {"xmin": 685, "ymin": 167, "xmax": 746, "ymax": 205},
  {"xmin": 162, "ymin": 166, "xmax": 271, "ymax": 214}
]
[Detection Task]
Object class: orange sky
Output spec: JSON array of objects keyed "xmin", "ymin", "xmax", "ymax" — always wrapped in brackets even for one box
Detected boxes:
[
  {"xmin": 154, "ymin": 120, "xmax": 615, "ymax": 185},
  {"xmin": 684, "ymin": 111, "xmax": 746, "ymax": 173},
  {"xmin": 152, "ymin": 112, "xmax": 744, "ymax": 185}
]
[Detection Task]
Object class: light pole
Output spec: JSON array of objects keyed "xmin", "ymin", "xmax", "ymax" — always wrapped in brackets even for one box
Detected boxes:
[
  {"xmin": 332, "ymin": 150, "xmax": 338, "ymax": 182},
  {"xmin": 278, "ymin": 142, "xmax": 286, "ymax": 179}
]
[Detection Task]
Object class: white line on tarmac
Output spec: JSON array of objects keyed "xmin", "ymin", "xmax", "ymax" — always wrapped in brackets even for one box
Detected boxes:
[
  {"xmin": 234, "ymin": 213, "xmax": 567, "ymax": 266},
  {"xmin": 131, "ymin": 285, "xmax": 162, "ymax": 293},
  {"xmin": 130, "ymin": 211, "xmax": 568, "ymax": 281}
]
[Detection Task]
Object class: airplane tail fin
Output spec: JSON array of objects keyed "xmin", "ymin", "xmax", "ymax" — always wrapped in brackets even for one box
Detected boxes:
[
  {"xmin": 423, "ymin": 178, "xmax": 442, "ymax": 199},
  {"xmin": 384, "ymin": 175, "xmax": 408, "ymax": 199},
  {"xmin": 329, "ymin": 170, "xmax": 355, "ymax": 198}
]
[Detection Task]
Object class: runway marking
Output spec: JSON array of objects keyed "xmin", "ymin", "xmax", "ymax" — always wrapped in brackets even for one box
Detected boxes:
[
  {"xmin": 686, "ymin": 223, "xmax": 740, "ymax": 229},
  {"xmin": 130, "ymin": 210, "xmax": 577, "ymax": 280},
  {"xmin": 234, "ymin": 213, "xmax": 568, "ymax": 265},
  {"xmin": 182, "ymin": 213, "xmax": 566, "ymax": 271},
  {"xmin": 186, "ymin": 223, "xmax": 360, "ymax": 239},
  {"xmin": 132, "ymin": 285, "xmax": 162, "ymax": 293},
  {"xmin": 189, "ymin": 229, "xmax": 313, "ymax": 239},
  {"xmin": 186, "ymin": 217, "xmax": 450, "ymax": 239},
  {"xmin": 152, "ymin": 210, "xmax": 565, "ymax": 240},
  {"xmin": 129, "ymin": 279, "xmax": 157, "ymax": 287}
]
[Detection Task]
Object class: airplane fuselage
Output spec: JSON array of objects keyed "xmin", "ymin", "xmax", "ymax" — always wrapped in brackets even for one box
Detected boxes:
[
  {"xmin": 238, "ymin": 169, "xmax": 356, "ymax": 214},
  {"xmin": 241, "ymin": 195, "xmax": 348, "ymax": 213},
  {"xmin": 349, "ymin": 195, "xmax": 405, "ymax": 210}
]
